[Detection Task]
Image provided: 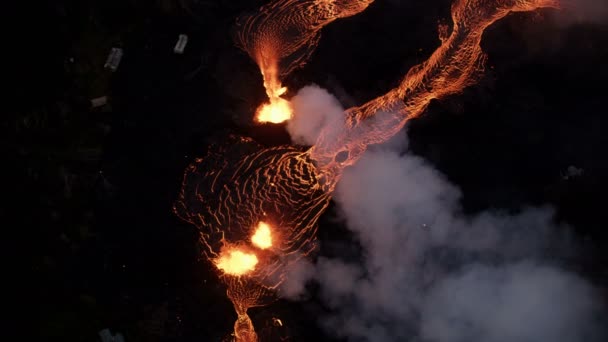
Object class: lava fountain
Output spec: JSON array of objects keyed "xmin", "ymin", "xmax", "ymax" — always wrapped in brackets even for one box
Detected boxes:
[
  {"xmin": 175, "ymin": 136, "xmax": 331, "ymax": 341},
  {"xmin": 252, "ymin": 222, "xmax": 273, "ymax": 250},
  {"xmin": 235, "ymin": 0, "xmax": 375, "ymax": 123},
  {"xmin": 176, "ymin": 0, "xmax": 559, "ymax": 340}
]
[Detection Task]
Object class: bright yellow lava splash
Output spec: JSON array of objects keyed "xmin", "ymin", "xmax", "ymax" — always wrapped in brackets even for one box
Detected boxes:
[
  {"xmin": 235, "ymin": 0, "xmax": 374, "ymax": 126},
  {"xmin": 251, "ymin": 222, "xmax": 273, "ymax": 249},
  {"xmin": 255, "ymin": 90, "xmax": 293, "ymax": 124},
  {"xmin": 215, "ymin": 249, "xmax": 258, "ymax": 276}
]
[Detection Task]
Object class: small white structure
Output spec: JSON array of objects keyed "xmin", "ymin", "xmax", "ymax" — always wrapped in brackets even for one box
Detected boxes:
[
  {"xmin": 90, "ymin": 96, "xmax": 108, "ymax": 108},
  {"xmin": 99, "ymin": 328, "xmax": 125, "ymax": 342},
  {"xmin": 174, "ymin": 34, "xmax": 189, "ymax": 54},
  {"xmin": 104, "ymin": 48, "xmax": 123, "ymax": 71},
  {"xmin": 562, "ymin": 165, "xmax": 584, "ymax": 180}
]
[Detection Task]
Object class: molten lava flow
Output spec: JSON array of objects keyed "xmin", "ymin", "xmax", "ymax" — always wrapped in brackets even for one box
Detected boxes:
[
  {"xmin": 175, "ymin": 136, "xmax": 330, "ymax": 341},
  {"xmin": 176, "ymin": 1, "xmax": 560, "ymax": 340},
  {"xmin": 252, "ymin": 222, "xmax": 273, "ymax": 249},
  {"xmin": 216, "ymin": 248, "xmax": 259, "ymax": 276},
  {"xmin": 235, "ymin": 0, "xmax": 374, "ymax": 123},
  {"xmin": 309, "ymin": 0, "xmax": 561, "ymax": 192}
]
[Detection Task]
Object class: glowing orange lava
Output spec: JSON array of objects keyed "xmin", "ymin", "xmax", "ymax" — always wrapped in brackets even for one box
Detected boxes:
[
  {"xmin": 176, "ymin": 1, "xmax": 560, "ymax": 340},
  {"xmin": 216, "ymin": 248, "xmax": 258, "ymax": 276},
  {"xmin": 252, "ymin": 222, "xmax": 273, "ymax": 249},
  {"xmin": 255, "ymin": 95, "xmax": 293, "ymax": 124},
  {"xmin": 176, "ymin": 138, "xmax": 328, "ymax": 341},
  {"xmin": 309, "ymin": 0, "xmax": 561, "ymax": 192},
  {"xmin": 256, "ymin": 68, "xmax": 292, "ymax": 123},
  {"xmin": 236, "ymin": 0, "xmax": 374, "ymax": 124}
]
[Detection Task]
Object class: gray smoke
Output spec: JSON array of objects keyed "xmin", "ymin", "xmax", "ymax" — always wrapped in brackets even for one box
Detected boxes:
[
  {"xmin": 283, "ymin": 87, "xmax": 605, "ymax": 341},
  {"xmin": 420, "ymin": 262, "xmax": 600, "ymax": 342},
  {"xmin": 287, "ymin": 84, "xmax": 345, "ymax": 146}
]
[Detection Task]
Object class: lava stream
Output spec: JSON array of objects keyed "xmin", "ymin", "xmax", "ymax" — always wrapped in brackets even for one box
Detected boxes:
[
  {"xmin": 235, "ymin": 0, "xmax": 374, "ymax": 123},
  {"xmin": 176, "ymin": 1, "xmax": 560, "ymax": 341},
  {"xmin": 309, "ymin": 0, "xmax": 560, "ymax": 192}
]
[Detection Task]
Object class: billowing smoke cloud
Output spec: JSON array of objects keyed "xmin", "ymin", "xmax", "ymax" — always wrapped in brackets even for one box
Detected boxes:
[
  {"xmin": 562, "ymin": 0, "xmax": 608, "ymax": 24},
  {"xmin": 282, "ymin": 88, "xmax": 604, "ymax": 341},
  {"xmin": 421, "ymin": 262, "xmax": 601, "ymax": 342},
  {"xmin": 287, "ymin": 85, "xmax": 345, "ymax": 146},
  {"xmin": 277, "ymin": 256, "xmax": 316, "ymax": 300}
]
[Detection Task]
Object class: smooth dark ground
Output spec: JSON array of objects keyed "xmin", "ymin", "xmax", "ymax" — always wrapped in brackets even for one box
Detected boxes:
[{"xmin": 9, "ymin": 1, "xmax": 607, "ymax": 341}]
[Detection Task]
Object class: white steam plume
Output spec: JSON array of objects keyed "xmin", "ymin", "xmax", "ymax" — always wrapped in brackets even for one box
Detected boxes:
[
  {"xmin": 282, "ymin": 87, "xmax": 605, "ymax": 342},
  {"xmin": 421, "ymin": 262, "xmax": 601, "ymax": 342},
  {"xmin": 287, "ymin": 84, "xmax": 345, "ymax": 146}
]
